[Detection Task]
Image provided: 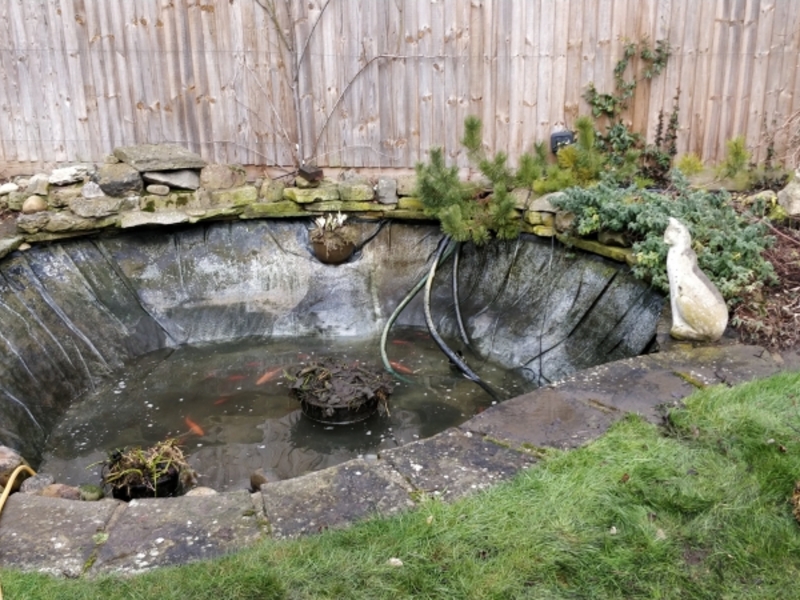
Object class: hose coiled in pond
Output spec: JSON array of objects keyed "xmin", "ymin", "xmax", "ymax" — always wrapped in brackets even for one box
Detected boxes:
[
  {"xmin": 422, "ymin": 238, "xmax": 503, "ymax": 403},
  {"xmin": 380, "ymin": 236, "xmax": 456, "ymax": 382}
]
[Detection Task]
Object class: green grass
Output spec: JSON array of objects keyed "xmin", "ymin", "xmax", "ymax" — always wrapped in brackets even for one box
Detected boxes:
[{"xmin": 3, "ymin": 371, "xmax": 800, "ymax": 599}]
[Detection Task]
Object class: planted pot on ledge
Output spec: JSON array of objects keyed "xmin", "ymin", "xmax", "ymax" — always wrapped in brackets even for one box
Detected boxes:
[
  {"xmin": 310, "ymin": 212, "xmax": 358, "ymax": 264},
  {"xmin": 99, "ymin": 439, "xmax": 194, "ymax": 501}
]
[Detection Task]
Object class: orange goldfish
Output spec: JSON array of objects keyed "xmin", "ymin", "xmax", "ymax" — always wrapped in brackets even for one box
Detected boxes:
[
  {"xmin": 184, "ymin": 416, "xmax": 205, "ymax": 436},
  {"xmin": 389, "ymin": 361, "xmax": 415, "ymax": 375},
  {"xmin": 256, "ymin": 367, "xmax": 283, "ymax": 385},
  {"xmin": 213, "ymin": 396, "xmax": 229, "ymax": 406}
]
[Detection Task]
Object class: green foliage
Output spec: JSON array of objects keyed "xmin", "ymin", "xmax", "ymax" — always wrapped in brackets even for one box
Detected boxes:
[
  {"xmin": 583, "ymin": 38, "xmax": 677, "ymax": 187},
  {"xmin": 719, "ymin": 135, "xmax": 751, "ymax": 180},
  {"xmin": 676, "ymin": 152, "xmax": 704, "ymax": 176},
  {"xmin": 550, "ymin": 172, "xmax": 776, "ymax": 304},
  {"xmin": 584, "ymin": 38, "xmax": 671, "ymax": 123},
  {"xmin": 415, "ymin": 118, "xmax": 520, "ymax": 244},
  {"xmin": 638, "ymin": 93, "xmax": 680, "ymax": 185}
]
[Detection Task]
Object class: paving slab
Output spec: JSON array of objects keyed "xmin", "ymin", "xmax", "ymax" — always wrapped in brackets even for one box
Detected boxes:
[
  {"xmin": 91, "ymin": 490, "xmax": 263, "ymax": 575},
  {"xmin": 463, "ymin": 344, "xmax": 785, "ymax": 452},
  {"xmin": 462, "ymin": 389, "xmax": 620, "ymax": 450},
  {"xmin": 0, "ymin": 495, "xmax": 121, "ymax": 577},
  {"xmin": 380, "ymin": 428, "xmax": 537, "ymax": 500},
  {"xmin": 259, "ymin": 458, "xmax": 414, "ymax": 538}
]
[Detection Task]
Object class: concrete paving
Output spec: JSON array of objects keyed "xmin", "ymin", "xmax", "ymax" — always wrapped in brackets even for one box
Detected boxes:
[{"xmin": 0, "ymin": 343, "xmax": 790, "ymax": 576}]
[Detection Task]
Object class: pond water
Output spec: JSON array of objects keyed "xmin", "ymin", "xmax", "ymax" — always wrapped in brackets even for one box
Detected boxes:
[{"xmin": 39, "ymin": 328, "xmax": 537, "ymax": 492}]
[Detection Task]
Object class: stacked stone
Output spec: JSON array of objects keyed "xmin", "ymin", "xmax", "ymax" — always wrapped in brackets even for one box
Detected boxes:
[{"xmin": 12, "ymin": 142, "xmax": 798, "ymax": 266}]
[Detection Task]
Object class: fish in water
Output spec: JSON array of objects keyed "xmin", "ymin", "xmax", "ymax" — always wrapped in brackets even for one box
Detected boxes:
[
  {"xmin": 184, "ymin": 416, "xmax": 204, "ymax": 436},
  {"xmin": 389, "ymin": 361, "xmax": 415, "ymax": 375},
  {"xmin": 391, "ymin": 339, "xmax": 412, "ymax": 346},
  {"xmin": 256, "ymin": 367, "xmax": 283, "ymax": 385},
  {"xmin": 213, "ymin": 396, "xmax": 229, "ymax": 406},
  {"xmin": 227, "ymin": 374, "xmax": 247, "ymax": 382}
]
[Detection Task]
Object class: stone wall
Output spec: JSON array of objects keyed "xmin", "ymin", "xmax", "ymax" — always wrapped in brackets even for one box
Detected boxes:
[{"xmin": 0, "ymin": 144, "xmax": 635, "ymax": 266}]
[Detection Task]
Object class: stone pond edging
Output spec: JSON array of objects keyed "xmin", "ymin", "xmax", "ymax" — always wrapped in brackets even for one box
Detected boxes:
[
  {"xmin": 0, "ymin": 343, "xmax": 789, "ymax": 576},
  {"xmin": 0, "ymin": 143, "xmax": 633, "ymax": 266}
]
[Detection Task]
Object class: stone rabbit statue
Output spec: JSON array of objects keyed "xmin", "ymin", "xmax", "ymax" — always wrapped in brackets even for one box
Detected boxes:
[{"xmin": 664, "ymin": 217, "xmax": 728, "ymax": 342}]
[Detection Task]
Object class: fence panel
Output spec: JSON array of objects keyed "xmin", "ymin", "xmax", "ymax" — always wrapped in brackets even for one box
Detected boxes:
[{"xmin": 1, "ymin": 0, "xmax": 798, "ymax": 173}]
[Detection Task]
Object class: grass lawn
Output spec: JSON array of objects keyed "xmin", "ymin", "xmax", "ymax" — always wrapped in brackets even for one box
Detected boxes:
[{"xmin": 2, "ymin": 370, "xmax": 800, "ymax": 599}]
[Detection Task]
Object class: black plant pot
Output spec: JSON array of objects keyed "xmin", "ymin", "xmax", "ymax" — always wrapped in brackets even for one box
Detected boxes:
[
  {"xmin": 299, "ymin": 396, "xmax": 380, "ymax": 425},
  {"xmin": 110, "ymin": 466, "xmax": 181, "ymax": 502}
]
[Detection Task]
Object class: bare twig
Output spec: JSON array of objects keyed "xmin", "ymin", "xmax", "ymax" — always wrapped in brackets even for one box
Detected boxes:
[
  {"xmin": 311, "ymin": 53, "xmax": 404, "ymax": 160},
  {"xmin": 293, "ymin": 0, "xmax": 332, "ymax": 85}
]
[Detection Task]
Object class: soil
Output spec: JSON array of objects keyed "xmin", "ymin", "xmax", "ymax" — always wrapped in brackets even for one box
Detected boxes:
[{"xmin": 732, "ymin": 216, "xmax": 800, "ymax": 352}]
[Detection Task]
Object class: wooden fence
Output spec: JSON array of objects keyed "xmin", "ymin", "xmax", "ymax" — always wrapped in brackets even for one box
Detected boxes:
[{"xmin": 1, "ymin": 0, "xmax": 799, "ymax": 174}]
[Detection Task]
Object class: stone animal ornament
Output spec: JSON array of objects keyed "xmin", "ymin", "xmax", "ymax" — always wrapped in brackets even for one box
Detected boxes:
[{"xmin": 664, "ymin": 217, "xmax": 728, "ymax": 342}]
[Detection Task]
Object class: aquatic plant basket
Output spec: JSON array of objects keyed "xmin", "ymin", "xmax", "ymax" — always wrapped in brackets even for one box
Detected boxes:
[
  {"xmin": 108, "ymin": 464, "xmax": 181, "ymax": 501},
  {"xmin": 288, "ymin": 357, "xmax": 393, "ymax": 425},
  {"xmin": 299, "ymin": 395, "xmax": 381, "ymax": 425}
]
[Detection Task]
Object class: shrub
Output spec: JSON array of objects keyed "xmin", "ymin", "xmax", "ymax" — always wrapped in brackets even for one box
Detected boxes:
[
  {"xmin": 550, "ymin": 172, "xmax": 776, "ymax": 305},
  {"xmin": 415, "ymin": 117, "xmax": 520, "ymax": 245},
  {"xmin": 676, "ymin": 153, "xmax": 704, "ymax": 176}
]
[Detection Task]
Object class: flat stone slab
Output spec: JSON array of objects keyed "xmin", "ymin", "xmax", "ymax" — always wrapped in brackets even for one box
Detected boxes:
[
  {"xmin": 259, "ymin": 459, "xmax": 414, "ymax": 538},
  {"xmin": 0, "ymin": 235, "xmax": 24, "ymax": 260},
  {"xmin": 0, "ymin": 495, "xmax": 121, "ymax": 577},
  {"xmin": 463, "ymin": 390, "xmax": 621, "ymax": 450},
  {"xmin": 113, "ymin": 144, "xmax": 206, "ymax": 172},
  {"xmin": 119, "ymin": 210, "xmax": 190, "ymax": 228},
  {"xmin": 92, "ymin": 490, "xmax": 263, "ymax": 575},
  {"xmin": 463, "ymin": 344, "xmax": 785, "ymax": 452},
  {"xmin": 380, "ymin": 428, "xmax": 537, "ymax": 500}
]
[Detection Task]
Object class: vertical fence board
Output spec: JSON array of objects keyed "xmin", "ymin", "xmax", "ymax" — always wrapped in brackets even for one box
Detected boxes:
[
  {"xmin": 774, "ymin": 0, "xmax": 800, "ymax": 161},
  {"xmin": 0, "ymin": 1, "xmax": 13, "ymax": 165},
  {"xmin": 745, "ymin": 0, "xmax": 777, "ymax": 152},
  {"xmin": 757, "ymin": 0, "xmax": 792, "ymax": 163}
]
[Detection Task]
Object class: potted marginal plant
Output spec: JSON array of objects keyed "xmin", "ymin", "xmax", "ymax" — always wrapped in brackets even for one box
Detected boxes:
[
  {"xmin": 285, "ymin": 357, "xmax": 394, "ymax": 424},
  {"xmin": 99, "ymin": 438, "xmax": 195, "ymax": 501},
  {"xmin": 309, "ymin": 212, "xmax": 359, "ymax": 264}
]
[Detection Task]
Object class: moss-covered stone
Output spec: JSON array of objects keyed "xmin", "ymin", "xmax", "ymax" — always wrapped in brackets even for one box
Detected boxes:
[
  {"xmin": 532, "ymin": 225, "xmax": 556, "ymax": 237},
  {"xmin": 381, "ymin": 209, "xmax": 434, "ymax": 220},
  {"xmin": 338, "ymin": 182, "xmax": 375, "ymax": 202},
  {"xmin": 397, "ymin": 197, "xmax": 425, "ymax": 211},
  {"xmin": 209, "ymin": 186, "xmax": 258, "ymax": 207},
  {"xmin": 140, "ymin": 192, "xmax": 201, "ymax": 212},
  {"xmin": 304, "ymin": 200, "xmax": 385, "ymax": 213},
  {"xmin": 556, "ymin": 234, "xmax": 634, "ymax": 264},
  {"xmin": 524, "ymin": 211, "xmax": 545, "ymax": 226},
  {"xmin": 259, "ymin": 179, "xmax": 286, "ymax": 202},
  {"xmin": 283, "ymin": 185, "xmax": 340, "ymax": 204},
  {"xmin": 241, "ymin": 201, "xmax": 308, "ymax": 219},
  {"xmin": 119, "ymin": 210, "xmax": 190, "ymax": 229},
  {"xmin": 187, "ymin": 206, "xmax": 245, "ymax": 223}
]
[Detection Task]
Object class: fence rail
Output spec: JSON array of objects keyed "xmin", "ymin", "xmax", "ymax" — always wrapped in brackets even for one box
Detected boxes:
[{"xmin": 1, "ymin": 0, "xmax": 799, "ymax": 174}]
